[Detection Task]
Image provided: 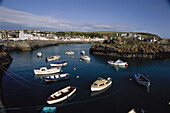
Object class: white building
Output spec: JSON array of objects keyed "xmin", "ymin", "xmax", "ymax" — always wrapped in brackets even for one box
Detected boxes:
[{"xmin": 19, "ymin": 30, "xmax": 39, "ymax": 40}]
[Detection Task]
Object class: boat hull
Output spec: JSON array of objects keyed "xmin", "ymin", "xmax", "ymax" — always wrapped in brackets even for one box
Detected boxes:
[
  {"xmin": 34, "ymin": 69, "xmax": 61, "ymax": 75},
  {"xmin": 45, "ymin": 74, "xmax": 69, "ymax": 82},
  {"xmin": 50, "ymin": 62, "xmax": 67, "ymax": 67},
  {"xmin": 135, "ymin": 74, "xmax": 150, "ymax": 87},
  {"xmin": 91, "ymin": 81, "xmax": 112, "ymax": 91},
  {"xmin": 47, "ymin": 86, "xmax": 76, "ymax": 104}
]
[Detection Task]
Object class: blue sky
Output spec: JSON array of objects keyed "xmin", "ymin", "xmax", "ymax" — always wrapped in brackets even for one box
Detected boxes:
[{"xmin": 0, "ymin": 0, "xmax": 169, "ymax": 38}]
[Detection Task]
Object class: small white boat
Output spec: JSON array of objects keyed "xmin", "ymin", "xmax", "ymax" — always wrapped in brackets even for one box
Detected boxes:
[
  {"xmin": 81, "ymin": 50, "xmax": 85, "ymax": 55},
  {"xmin": 47, "ymin": 86, "xmax": 76, "ymax": 104},
  {"xmin": 65, "ymin": 51, "xmax": 74, "ymax": 54},
  {"xmin": 37, "ymin": 52, "xmax": 42, "ymax": 57},
  {"xmin": 50, "ymin": 60, "xmax": 67, "ymax": 67},
  {"xmin": 45, "ymin": 73, "xmax": 69, "ymax": 82},
  {"xmin": 107, "ymin": 60, "xmax": 114, "ymax": 65},
  {"xmin": 46, "ymin": 56, "xmax": 60, "ymax": 62},
  {"xmin": 91, "ymin": 77, "xmax": 112, "ymax": 91},
  {"xmin": 80, "ymin": 56, "xmax": 91, "ymax": 61},
  {"xmin": 108, "ymin": 59, "xmax": 128, "ymax": 66},
  {"xmin": 33, "ymin": 67, "xmax": 61, "ymax": 75},
  {"xmin": 135, "ymin": 73, "xmax": 150, "ymax": 87}
]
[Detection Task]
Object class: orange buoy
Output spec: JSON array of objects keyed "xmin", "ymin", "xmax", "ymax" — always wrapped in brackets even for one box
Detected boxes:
[
  {"xmin": 76, "ymin": 76, "xmax": 79, "ymax": 78},
  {"xmin": 74, "ymin": 68, "xmax": 76, "ymax": 70},
  {"xmin": 146, "ymin": 75, "xmax": 148, "ymax": 77}
]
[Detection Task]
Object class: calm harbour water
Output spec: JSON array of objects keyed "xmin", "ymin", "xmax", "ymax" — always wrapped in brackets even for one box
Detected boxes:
[{"xmin": 0, "ymin": 44, "xmax": 170, "ymax": 113}]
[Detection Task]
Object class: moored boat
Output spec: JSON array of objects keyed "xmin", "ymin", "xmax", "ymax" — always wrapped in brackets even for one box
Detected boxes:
[
  {"xmin": 107, "ymin": 60, "xmax": 114, "ymax": 65},
  {"xmin": 46, "ymin": 86, "xmax": 76, "ymax": 104},
  {"xmin": 135, "ymin": 73, "xmax": 150, "ymax": 87},
  {"xmin": 81, "ymin": 50, "xmax": 85, "ymax": 55},
  {"xmin": 91, "ymin": 77, "xmax": 112, "ymax": 91},
  {"xmin": 65, "ymin": 51, "xmax": 74, "ymax": 54},
  {"xmin": 45, "ymin": 73, "xmax": 69, "ymax": 82},
  {"xmin": 80, "ymin": 55, "xmax": 91, "ymax": 61},
  {"xmin": 33, "ymin": 67, "xmax": 61, "ymax": 75},
  {"xmin": 37, "ymin": 52, "xmax": 42, "ymax": 57},
  {"xmin": 41, "ymin": 107, "xmax": 57, "ymax": 113},
  {"xmin": 108, "ymin": 59, "xmax": 128, "ymax": 66},
  {"xmin": 46, "ymin": 56, "xmax": 60, "ymax": 62},
  {"xmin": 50, "ymin": 60, "xmax": 67, "ymax": 67}
]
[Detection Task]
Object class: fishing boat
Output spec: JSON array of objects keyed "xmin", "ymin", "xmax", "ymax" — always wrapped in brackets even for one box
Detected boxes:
[
  {"xmin": 50, "ymin": 60, "xmax": 67, "ymax": 67},
  {"xmin": 80, "ymin": 55, "xmax": 91, "ymax": 61},
  {"xmin": 81, "ymin": 50, "xmax": 85, "ymax": 55},
  {"xmin": 91, "ymin": 77, "xmax": 112, "ymax": 91},
  {"xmin": 135, "ymin": 73, "xmax": 150, "ymax": 87},
  {"xmin": 47, "ymin": 86, "xmax": 76, "ymax": 104},
  {"xmin": 128, "ymin": 108, "xmax": 145, "ymax": 113},
  {"xmin": 65, "ymin": 51, "xmax": 74, "ymax": 54},
  {"xmin": 108, "ymin": 59, "xmax": 128, "ymax": 66},
  {"xmin": 33, "ymin": 67, "xmax": 61, "ymax": 75},
  {"xmin": 45, "ymin": 73, "xmax": 69, "ymax": 82},
  {"xmin": 46, "ymin": 56, "xmax": 60, "ymax": 62},
  {"xmin": 41, "ymin": 107, "xmax": 57, "ymax": 113}
]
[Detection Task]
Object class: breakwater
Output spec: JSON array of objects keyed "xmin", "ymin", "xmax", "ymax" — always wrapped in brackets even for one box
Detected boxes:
[
  {"xmin": 90, "ymin": 44, "xmax": 170, "ymax": 59},
  {"xmin": 4, "ymin": 40, "xmax": 99, "ymax": 51}
]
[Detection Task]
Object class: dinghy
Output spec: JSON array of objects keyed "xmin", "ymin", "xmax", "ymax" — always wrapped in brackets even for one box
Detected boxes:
[
  {"xmin": 81, "ymin": 50, "xmax": 85, "ymax": 55},
  {"xmin": 37, "ymin": 52, "xmax": 42, "ymax": 57},
  {"xmin": 91, "ymin": 77, "xmax": 112, "ymax": 91},
  {"xmin": 135, "ymin": 73, "xmax": 150, "ymax": 87},
  {"xmin": 46, "ymin": 56, "xmax": 60, "ymax": 62},
  {"xmin": 65, "ymin": 51, "xmax": 74, "ymax": 54},
  {"xmin": 50, "ymin": 60, "xmax": 67, "ymax": 67},
  {"xmin": 47, "ymin": 86, "xmax": 76, "ymax": 104},
  {"xmin": 33, "ymin": 67, "xmax": 61, "ymax": 75},
  {"xmin": 45, "ymin": 73, "xmax": 69, "ymax": 82},
  {"xmin": 80, "ymin": 55, "xmax": 91, "ymax": 61}
]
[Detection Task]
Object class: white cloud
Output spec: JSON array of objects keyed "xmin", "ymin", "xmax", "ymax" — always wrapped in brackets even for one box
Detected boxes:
[{"xmin": 0, "ymin": 6, "xmax": 140, "ymax": 31}]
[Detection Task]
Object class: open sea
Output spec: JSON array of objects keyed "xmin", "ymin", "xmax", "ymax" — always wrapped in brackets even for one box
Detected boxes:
[{"xmin": 0, "ymin": 44, "xmax": 170, "ymax": 113}]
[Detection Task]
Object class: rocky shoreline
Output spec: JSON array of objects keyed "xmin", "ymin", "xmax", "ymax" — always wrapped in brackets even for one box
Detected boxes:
[
  {"xmin": 90, "ymin": 44, "xmax": 170, "ymax": 59},
  {"xmin": 0, "ymin": 51, "xmax": 13, "ymax": 72},
  {"xmin": 3, "ymin": 40, "xmax": 97, "ymax": 51}
]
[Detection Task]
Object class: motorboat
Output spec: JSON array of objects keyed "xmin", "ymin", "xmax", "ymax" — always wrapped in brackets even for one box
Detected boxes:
[
  {"xmin": 46, "ymin": 86, "xmax": 76, "ymax": 104},
  {"xmin": 50, "ymin": 60, "xmax": 67, "ymax": 67},
  {"xmin": 135, "ymin": 73, "xmax": 150, "ymax": 87},
  {"xmin": 91, "ymin": 77, "xmax": 112, "ymax": 91},
  {"xmin": 37, "ymin": 52, "xmax": 42, "ymax": 57},
  {"xmin": 46, "ymin": 56, "xmax": 60, "ymax": 62},
  {"xmin": 80, "ymin": 55, "xmax": 91, "ymax": 61},
  {"xmin": 81, "ymin": 50, "xmax": 85, "ymax": 55},
  {"xmin": 65, "ymin": 51, "xmax": 74, "ymax": 54},
  {"xmin": 41, "ymin": 107, "xmax": 57, "ymax": 113},
  {"xmin": 33, "ymin": 67, "xmax": 61, "ymax": 75},
  {"xmin": 45, "ymin": 73, "xmax": 69, "ymax": 82},
  {"xmin": 108, "ymin": 59, "xmax": 128, "ymax": 66}
]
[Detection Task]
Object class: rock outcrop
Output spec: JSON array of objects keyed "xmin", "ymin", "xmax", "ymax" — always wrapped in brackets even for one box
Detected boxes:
[{"xmin": 90, "ymin": 43, "xmax": 170, "ymax": 59}]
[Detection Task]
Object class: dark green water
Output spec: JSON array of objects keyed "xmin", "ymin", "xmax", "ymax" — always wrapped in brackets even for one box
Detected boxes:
[{"xmin": 0, "ymin": 44, "xmax": 170, "ymax": 113}]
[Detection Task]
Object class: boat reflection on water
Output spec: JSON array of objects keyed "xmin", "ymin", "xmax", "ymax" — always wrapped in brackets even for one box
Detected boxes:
[
  {"xmin": 114, "ymin": 65, "xmax": 127, "ymax": 72},
  {"xmin": 147, "ymin": 87, "xmax": 150, "ymax": 93},
  {"xmin": 90, "ymin": 85, "xmax": 112, "ymax": 97}
]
